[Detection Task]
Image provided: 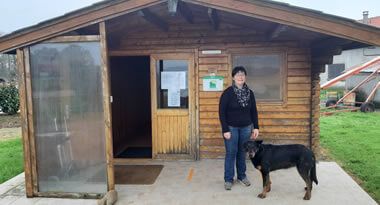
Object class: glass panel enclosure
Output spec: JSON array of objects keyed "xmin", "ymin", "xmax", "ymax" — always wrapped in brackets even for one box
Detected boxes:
[
  {"xmin": 156, "ymin": 60, "xmax": 188, "ymax": 108},
  {"xmin": 233, "ymin": 54, "xmax": 283, "ymax": 101},
  {"xmin": 29, "ymin": 42, "xmax": 107, "ymax": 193}
]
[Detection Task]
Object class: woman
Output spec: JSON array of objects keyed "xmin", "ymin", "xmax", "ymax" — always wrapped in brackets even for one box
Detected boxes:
[{"xmin": 219, "ymin": 66, "xmax": 259, "ymax": 190}]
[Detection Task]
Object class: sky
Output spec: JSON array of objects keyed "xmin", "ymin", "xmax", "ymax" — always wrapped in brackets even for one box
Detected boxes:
[{"xmin": 0, "ymin": 0, "xmax": 379, "ymax": 34}]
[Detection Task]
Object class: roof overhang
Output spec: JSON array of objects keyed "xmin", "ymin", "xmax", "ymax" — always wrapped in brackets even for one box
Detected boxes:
[{"xmin": 1, "ymin": 0, "xmax": 380, "ymax": 53}]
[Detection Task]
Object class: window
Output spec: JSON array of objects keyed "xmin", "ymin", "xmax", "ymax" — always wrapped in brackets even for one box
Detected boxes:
[
  {"xmin": 156, "ymin": 60, "xmax": 189, "ymax": 108},
  {"xmin": 327, "ymin": 64, "xmax": 345, "ymax": 80},
  {"xmin": 233, "ymin": 53, "xmax": 285, "ymax": 102}
]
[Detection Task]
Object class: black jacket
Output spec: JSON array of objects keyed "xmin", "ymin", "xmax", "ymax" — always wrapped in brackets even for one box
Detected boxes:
[{"xmin": 219, "ymin": 86, "xmax": 259, "ymax": 133}]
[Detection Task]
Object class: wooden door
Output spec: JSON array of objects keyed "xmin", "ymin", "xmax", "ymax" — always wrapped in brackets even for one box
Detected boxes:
[{"xmin": 151, "ymin": 53, "xmax": 195, "ymax": 159}]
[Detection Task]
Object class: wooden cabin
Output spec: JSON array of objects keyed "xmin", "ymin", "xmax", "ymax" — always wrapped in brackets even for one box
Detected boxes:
[{"xmin": 1, "ymin": 0, "xmax": 379, "ymax": 199}]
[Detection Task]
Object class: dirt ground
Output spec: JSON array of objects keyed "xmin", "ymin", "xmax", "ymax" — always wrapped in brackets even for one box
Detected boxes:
[{"xmin": 0, "ymin": 114, "xmax": 21, "ymax": 140}]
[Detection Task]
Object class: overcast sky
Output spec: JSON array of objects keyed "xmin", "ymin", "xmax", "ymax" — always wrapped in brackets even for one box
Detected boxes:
[{"xmin": 0, "ymin": 0, "xmax": 379, "ymax": 34}]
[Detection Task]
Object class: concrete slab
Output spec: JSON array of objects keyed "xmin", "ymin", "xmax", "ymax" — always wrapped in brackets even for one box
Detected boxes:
[{"xmin": 0, "ymin": 161, "xmax": 377, "ymax": 205}]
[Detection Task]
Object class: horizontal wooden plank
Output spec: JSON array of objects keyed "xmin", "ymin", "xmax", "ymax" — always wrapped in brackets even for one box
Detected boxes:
[
  {"xmin": 200, "ymin": 138, "xmax": 224, "ymax": 146},
  {"xmin": 199, "ymin": 98, "xmax": 219, "ymax": 105},
  {"xmin": 199, "ymin": 118, "xmax": 309, "ymax": 127},
  {"xmin": 287, "ymin": 97, "xmax": 311, "ymax": 105},
  {"xmin": 288, "ymin": 62, "xmax": 310, "ymax": 69},
  {"xmin": 199, "ymin": 111, "xmax": 310, "ymax": 119},
  {"xmin": 288, "ymin": 83, "xmax": 311, "ymax": 91},
  {"xmin": 288, "ymin": 90, "xmax": 310, "ymax": 98},
  {"xmin": 200, "ymin": 125, "xmax": 221, "ymax": 133},
  {"xmin": 199, "ymin": 64, "xmax": 229, "ymax": 71},
  {"xmin": 288, "ymin": 69, "xmax": 311, "ymax": 76},
  {"xmin": 200, "ymin": 112, "xmax": 219, "ymax": 119},
  {"xmin": 199, "ymin": 91, "xmax": 222, "ymax": 98},
  {"xmin": 200, "ymin": 152, "xmax": 225, "ymax": 159},
  {"xmin": 199, "ymin": 56, "xmax": 229, "ymax": 64},
  {"xmin": 287, "ymin": 54, "xmax": 310, "ymax": 62},
  {"xmin": 288, "ymin": 76, "xmax": 311, "ymax": 83},
  {"xmin": 200, "ymin": 146, "xmax": 225, "ymax": 153},
  {"xmin": 200, "ymin": 118, "xmax": 220, "ymax": 126},
  {"xmin": 259, "ymin": 125, "xmax": 309, "ymax": 133},
  {"xmin": 259, "ymin": 119, "xmax": 309, "ymax": 126},
  {"xmin": 258, "ymin": 104, "xmax": 310, "ymax": 112},
  {"xmin": 199, "ymin": 105, "xmax": 219, "ymax": 112},
  {"xmin": 200, "ymin": 132, "xmax": 310, "ymax": 139},
  {"xmin": 258, "ymin": 111, "xmax": 310, "ymax": 119}
]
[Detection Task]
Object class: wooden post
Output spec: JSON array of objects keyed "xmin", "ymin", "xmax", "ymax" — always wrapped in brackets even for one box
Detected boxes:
[
  {"xmin": 99, "ymin": 21, "xmax": 115, "ymax": 191},
  {"xmin": 23, "ymin": 48, "xmax": 38, "ymax": 194},
  {"xmin": 16, "ymin": 49, "xmax": 33, "ymax": 197}
]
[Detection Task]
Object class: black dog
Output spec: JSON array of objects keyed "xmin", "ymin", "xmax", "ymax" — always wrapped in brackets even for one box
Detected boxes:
[{"xmin": 243, "ymin": 140, "xmax": 318, "ymax": 200}]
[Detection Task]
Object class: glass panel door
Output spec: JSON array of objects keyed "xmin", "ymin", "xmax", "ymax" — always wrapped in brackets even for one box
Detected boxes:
[{"xmin": 29, "ymin": 42, "xmax": 107, "ymax": 193}]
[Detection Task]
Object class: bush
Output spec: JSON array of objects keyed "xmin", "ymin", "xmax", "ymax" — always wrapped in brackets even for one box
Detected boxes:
[{"xmin": 0, "ymin": 84, "xmax": 20, "ymax": 115}]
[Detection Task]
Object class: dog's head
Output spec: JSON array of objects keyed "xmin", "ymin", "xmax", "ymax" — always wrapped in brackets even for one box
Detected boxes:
[{"xmin": 243, "ymin": 140, "xmax": 263, "ymax": 158}]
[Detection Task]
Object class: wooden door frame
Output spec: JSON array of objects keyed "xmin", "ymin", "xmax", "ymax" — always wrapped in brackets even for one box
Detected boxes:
[{"xmin": 150, "ymin": 52, "xmax": 197, "ymax": 160}]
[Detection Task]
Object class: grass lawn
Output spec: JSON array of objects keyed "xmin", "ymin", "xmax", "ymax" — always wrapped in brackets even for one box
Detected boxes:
[
  {"xmin": 320, "ymin": 112, "xmax": 380, "ymax": 203},
  {"xmin": 0, "ymin": 137, "xmax": 24, "ymax": 184}
]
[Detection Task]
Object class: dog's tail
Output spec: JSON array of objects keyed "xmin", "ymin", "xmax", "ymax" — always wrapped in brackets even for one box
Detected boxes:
[{"xmin": 311, "ymin": 155, "xmax": 318, "ymax": 185}]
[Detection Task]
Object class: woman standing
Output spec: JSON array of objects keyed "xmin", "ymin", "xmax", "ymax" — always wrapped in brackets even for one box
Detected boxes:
[{"xmin": 219, "ymin": 66, "xmax": 259, "ymax": 190}]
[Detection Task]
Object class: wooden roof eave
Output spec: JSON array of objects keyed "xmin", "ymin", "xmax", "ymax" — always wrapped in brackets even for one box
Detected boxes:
[
  {"xmin": 182, "ymin": 0, "xmax": 380, "ymax": 47},
  {"xmin": 0, "ymin": 0, "xmax": 165, "ymax": 53}
]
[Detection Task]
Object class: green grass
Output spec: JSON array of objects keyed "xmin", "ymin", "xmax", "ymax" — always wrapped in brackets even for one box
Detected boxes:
[
  {"xmin": 320, "ymin": 112, "xmax": 380, "ymax": 202},
  {"xmin": 0, "ymin": 138, "xmax": 24, "ymax": 184}
]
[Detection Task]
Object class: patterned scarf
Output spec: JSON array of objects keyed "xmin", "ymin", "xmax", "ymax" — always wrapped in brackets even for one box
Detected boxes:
[{"xmin": 232, "ymin": 82, "xmax": 250, "ymax": 107}]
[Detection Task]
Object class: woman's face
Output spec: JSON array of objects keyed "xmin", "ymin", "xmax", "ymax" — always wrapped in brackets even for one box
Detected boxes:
[{"xmin": 233, "ymin": 71, "xmax": 246, "ymax": 87}]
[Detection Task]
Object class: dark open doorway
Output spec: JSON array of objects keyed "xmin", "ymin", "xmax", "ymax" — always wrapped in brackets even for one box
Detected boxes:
[{"xmin": 110, "ymin": 56, "xmax": 151, "ymax": 158}]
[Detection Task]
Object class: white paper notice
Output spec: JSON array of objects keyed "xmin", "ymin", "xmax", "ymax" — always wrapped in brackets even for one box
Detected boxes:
[
  {"xmin": 168, "ymin": 89, "xmax": 180, "ymax": 107},
  {"xmin": 161, "ymin": 72, "xmax": 187, "ymax": 89}
]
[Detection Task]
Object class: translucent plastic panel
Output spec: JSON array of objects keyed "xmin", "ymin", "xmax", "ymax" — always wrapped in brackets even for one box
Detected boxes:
[
  {"xmin": 233, "ymin": 55, "xmax": 282, "ymax": 101},
  {"xmin": 29, "ymin": 42, "xmax": 107, "ymax": 194}
]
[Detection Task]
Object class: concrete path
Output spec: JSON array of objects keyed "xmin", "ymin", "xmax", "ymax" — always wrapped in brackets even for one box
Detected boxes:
[{"xmin": 0, "ymin": 161, "xmax": 377, "ymax": 205}]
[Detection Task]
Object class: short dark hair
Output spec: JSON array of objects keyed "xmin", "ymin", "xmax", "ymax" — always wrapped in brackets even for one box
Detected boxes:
[{"xmin": 232, "ymin": 66, "xmax": 247, "ymax": 77}]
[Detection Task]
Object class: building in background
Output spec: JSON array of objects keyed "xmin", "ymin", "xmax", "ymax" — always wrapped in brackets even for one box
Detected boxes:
[{"xmin": 321, "ymin": 11, "xmax": 380, "ymax": 102}]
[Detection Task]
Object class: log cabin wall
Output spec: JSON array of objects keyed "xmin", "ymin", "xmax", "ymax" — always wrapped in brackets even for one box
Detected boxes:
[{"xmin": 108, "ymin": 8, "xmax": 314, "ymax": 159}]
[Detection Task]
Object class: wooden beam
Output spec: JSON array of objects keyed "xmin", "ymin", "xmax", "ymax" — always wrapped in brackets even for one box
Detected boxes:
[
  {"xmin": 99, "ymin": 22, "xmax": 115, "ymax": 191},
  {"xmin": 138, "ymin": 8, "xmax": 169, "ymax": 31},
  {"xmin": 167, "ymin": 0, "xmax": 179, "ymax": 16},
  {"xmin": 178, "ymin": 1, "xmax": 194, "ymax": 24},
  {"xmin": 269, "ymin": 24, "xmax": 288, "ymax": 40},
  {"xmin": 0, "ymin": 0, "xmax": 165, "ymax": 53},
  {"xmin": 182, "ymin": 0, "xmax": 380, "ymax": 46},
  {"xmin": 23, "ymin": 48, "xmax": 38, "ymax": 195},
  {"xmin": 16, "ymin": 49, "xmax": 33, "ymax": 197},
  {"xmin": 43, "ymin": 35, "xmax": 100, "ymax": 43},
  {"xmin": 208, "ymin": 8, "xmax": 219, "ymax": 30}
]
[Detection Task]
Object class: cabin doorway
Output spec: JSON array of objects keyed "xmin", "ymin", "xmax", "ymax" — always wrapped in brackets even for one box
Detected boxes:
[{"xmin": 110, "ymin": 56, "xmax": 152, "ymax": 158}]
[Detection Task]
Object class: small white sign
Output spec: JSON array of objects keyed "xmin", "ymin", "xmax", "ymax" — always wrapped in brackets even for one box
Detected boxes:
[
  {"xmin": 201, "ymin": 50, "xmax": 222, "ymax": 55},
  {"xmin": 161, "ymin": 71, "xmax": 187, "ymax": 89},
  {"xmin": 168, "ymin": 89, "xmax": 180, "ymax": 107},
  {"xmin": 203, "ymin": 76, "xmax": 224, "ymax": 91}
]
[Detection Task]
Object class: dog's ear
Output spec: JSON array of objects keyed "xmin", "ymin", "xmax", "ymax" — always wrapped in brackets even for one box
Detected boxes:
[{"xmin": 256, "ymin": 140, "xmax": 263, "ymax": 145}]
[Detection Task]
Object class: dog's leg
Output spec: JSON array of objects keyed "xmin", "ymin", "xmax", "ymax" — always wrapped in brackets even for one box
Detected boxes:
[
  {"xmin": 297, "ymin": 166, "xmax": 312, "ymax": 200},
  {"xmin": 267, "ymin": 177, "xmax": 272, "ymax": 192},
  {"xmin": 258, "ymin": 170, "xmax": 270, "ymax": 199}
]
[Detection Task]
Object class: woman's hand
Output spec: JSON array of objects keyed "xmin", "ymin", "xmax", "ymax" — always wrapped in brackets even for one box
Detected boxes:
[
  {"xmin": 223, "ymin": 132, "xmax": 231, "ymax": 140},
  {"xmin": 251, "ymin": 129, "xmax": 259, "ymax": 139}
]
